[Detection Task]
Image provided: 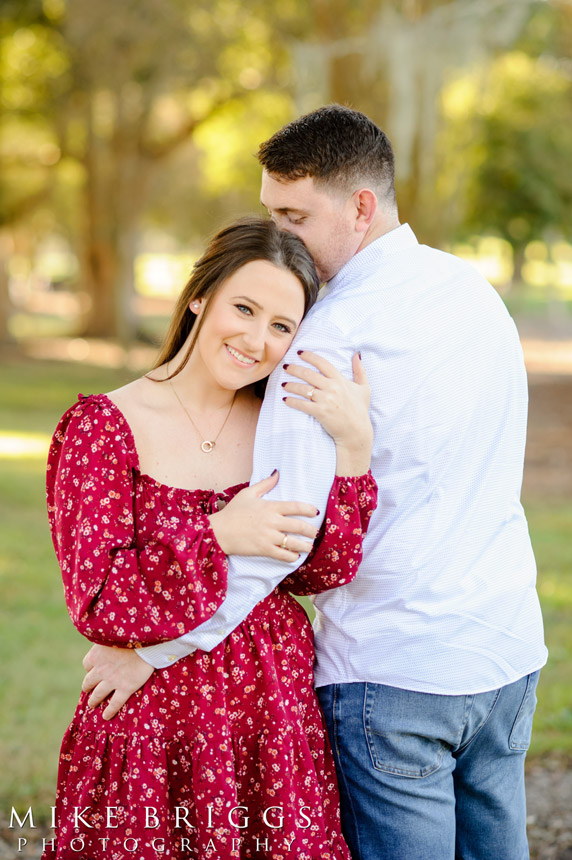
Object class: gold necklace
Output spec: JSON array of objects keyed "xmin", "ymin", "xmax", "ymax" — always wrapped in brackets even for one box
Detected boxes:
[{"xmin": 169, "ymin": 379, "xmax": 236, "ymax": 454}]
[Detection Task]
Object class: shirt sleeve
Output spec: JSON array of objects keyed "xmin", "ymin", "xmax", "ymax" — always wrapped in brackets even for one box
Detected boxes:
[
  {"xmin": 139, "ymin": 314, "xmax": 358, "ymax": 669},
  {"xmin": 280, "ymin": 471, "xmax": 378, "ymax": 596},
  {"xmin": 46, "ymin": 397, "xmax": 228, "ymax": 648}
]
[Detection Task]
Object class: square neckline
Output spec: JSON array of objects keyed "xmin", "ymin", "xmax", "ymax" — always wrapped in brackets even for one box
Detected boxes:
[{"xmin": 84, "ymin": 393, "xmax": 248, "ymax": 500}]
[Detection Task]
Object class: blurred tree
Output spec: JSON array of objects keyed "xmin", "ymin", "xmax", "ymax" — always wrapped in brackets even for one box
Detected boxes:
[
  {"xmin": 438, "ymin": 5, "xmax": 572, "ymax": 286},
  {"xmin": 0, "ymin": 0, "xmax": 62, "ymax": 346},
  {"xmin": 293, "ymin": 0, "xmax": 538, "ymax": 240},
  {"xmin": 0, "ymin": 0, "xmax": 310, "ymax": 342},
  {"xmin": 2, "ymin": 0, "xmax": 567, "ymax": 343},
  {"xmin": 464, "ymin": 52, "xmax": 572, "ymax": 284},
  {"xmin": 58, "ymin": 0, "xmax": 290, "ymax": 341}
]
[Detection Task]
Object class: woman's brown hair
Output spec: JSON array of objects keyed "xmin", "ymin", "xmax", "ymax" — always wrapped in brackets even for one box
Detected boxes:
[{"xmin": 153, "ymin": 217, "xmax": 319, "ymax": 379}]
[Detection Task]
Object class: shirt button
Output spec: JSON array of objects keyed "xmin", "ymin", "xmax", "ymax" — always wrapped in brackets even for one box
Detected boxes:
[
  {"xmin": 167, "ymin": 655, "xmax": 177, "ymax": 662},
  {"xmin": 217, "ymin": 630, "xmax": 226, "ymax": 636}
]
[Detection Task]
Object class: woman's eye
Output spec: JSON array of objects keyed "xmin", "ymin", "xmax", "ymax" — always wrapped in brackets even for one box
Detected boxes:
[
  {"xmin": 288, "ymin": 216, "xmax": 305, "ymax": 226},
  {"xmin": 273, "ymin": 322, "xmax": 292, "ymax": 334},
  {"xmin": 235, "ymin": 304, "xmax": 252, "ymax": 315}
]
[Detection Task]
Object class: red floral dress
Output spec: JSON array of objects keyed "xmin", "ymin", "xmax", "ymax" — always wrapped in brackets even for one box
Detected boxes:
[{"xmin": 44, "ymin": 394, "xmax": 377, "ymax": 860}]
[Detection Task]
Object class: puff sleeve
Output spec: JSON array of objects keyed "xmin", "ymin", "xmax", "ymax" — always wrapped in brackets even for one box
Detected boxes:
[{"xmin": 46, "ymin": 397, "xmax": 228, "ymax": 648}]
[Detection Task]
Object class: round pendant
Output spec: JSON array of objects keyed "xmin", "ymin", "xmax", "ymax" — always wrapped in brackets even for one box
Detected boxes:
[{"xmin": 201, "ymin": 440, "xmax": 215, "ymax": 453}]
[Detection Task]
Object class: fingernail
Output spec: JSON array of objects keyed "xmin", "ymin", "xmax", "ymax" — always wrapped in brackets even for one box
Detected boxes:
[
  {"xmin": 316, "ymin": 509, "xmax": 320, "ymax": 515},
  {"xmin": 271, "ymin": 469, "xmax": 278, "ymax": 476},
  {"xmin": 282, "ymin": 397, "xmax": 287, "ymax": 401},
  {"xmin": 297, "ymin": 350, "xmax": 303, "ymax": 355},
  {"xmin": 281, "ymin": 382, "xmax": 286, "ymax": 388},
  {"xmin": 358, "ymin": 351, "xmax": 362, "ymax": 359}
]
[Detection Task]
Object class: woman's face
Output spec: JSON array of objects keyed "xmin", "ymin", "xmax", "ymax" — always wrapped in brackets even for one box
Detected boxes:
[{"xmin": 191, "ymin": 259, "xmax": 306, "ymax": 391}]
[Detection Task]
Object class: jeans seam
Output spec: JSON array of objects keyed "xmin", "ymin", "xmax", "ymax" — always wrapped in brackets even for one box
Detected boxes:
[
  {"xmin": 456, "ymin": 686, "xmax": 502, "ymax": 754},
  {"xmin": 509, "ymin": 672, "xmax": 536, "ymax": 750},
  {"xmin": 456, "ymin": 694, "xmax": 474, "ymax": 749},
  {"xmin": 332, "ymin": 684, "xmax": 362, "ymax": 859},
  {"xmin": 367, "ymin": 745, "xmax": 447, "ymax": 778},
  {"xmin": 363, "ymin": 682, "xmax": 378, "ymax": 773}
]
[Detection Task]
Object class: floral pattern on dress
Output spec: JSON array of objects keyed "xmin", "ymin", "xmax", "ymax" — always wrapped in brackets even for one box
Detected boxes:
[{"xmin": 43, "ymin": 394, "xmax": 377, "ymax": 860}]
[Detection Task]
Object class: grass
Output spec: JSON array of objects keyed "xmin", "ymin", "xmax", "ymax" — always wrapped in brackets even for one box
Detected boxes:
[
  {"xmin": 0, "ymin": 355, "xmax": 570, "ymax": 817},
  {"xmin": 523, "ymin": 502, "xmax": 572, "ymax": 758},
  {"xmin": 0, "ymin": 358, "xmax": 129, "ymax": 813}
]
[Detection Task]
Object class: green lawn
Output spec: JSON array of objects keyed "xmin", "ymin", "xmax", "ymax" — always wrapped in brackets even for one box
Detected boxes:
[
  {"xmin": 0, "ymin": 358, "xmax": 131, "ymax": 812},
  {"xmin": 522, "ymin": 501, "xmax": 572, "ymax": 758},
  {"xmin": 0, "ymin": 356, "xmax": 570, "ymax": 816}
]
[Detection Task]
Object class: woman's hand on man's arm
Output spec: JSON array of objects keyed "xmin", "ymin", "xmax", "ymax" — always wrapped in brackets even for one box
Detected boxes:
[
  {"xmin": 208, "ymin": 470, "xmax": 320, "ymax": 560},
  {"xmin": 283, "ymin": 350, "xmax": 373, "ymax": 476}
]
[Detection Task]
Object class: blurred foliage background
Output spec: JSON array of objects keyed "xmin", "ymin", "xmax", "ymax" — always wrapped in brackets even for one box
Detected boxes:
[
  {"xmin": 1, "ymin": 0, "xmax": 572, "ymax": 844},
  {"xmin": 1, "ymin": 0, "xmax": 572, "ymax": 345}
]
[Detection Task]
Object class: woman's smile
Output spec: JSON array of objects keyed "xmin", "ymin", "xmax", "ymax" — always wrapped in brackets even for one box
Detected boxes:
[{"xmin": 225, "ymin": 343, "xmax": 259, "ymax": 367}]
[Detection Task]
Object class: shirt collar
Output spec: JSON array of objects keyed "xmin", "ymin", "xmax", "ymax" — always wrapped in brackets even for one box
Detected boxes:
[{"xmin": 327, "ymin": 223, "xmax": 419, "ymax": 294}]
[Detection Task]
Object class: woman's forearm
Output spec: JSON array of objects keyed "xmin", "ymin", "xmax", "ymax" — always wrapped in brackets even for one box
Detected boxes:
[{"xmin": 334, "ymin": 429, "xmax": 373, "ymax": 476}]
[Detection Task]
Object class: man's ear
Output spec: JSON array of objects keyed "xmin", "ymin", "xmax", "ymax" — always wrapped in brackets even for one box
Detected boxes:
[{"xmin": 353, "ymin": 188, "xmax": 378, "ymax": 233}]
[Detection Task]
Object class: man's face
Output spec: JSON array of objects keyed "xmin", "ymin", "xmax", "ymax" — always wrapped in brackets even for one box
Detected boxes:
[{"xmin": 260, "ymin": 171, "xmax": 362, "ymax": 283}]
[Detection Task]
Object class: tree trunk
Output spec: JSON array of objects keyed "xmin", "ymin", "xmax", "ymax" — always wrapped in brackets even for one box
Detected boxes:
[
  {"xmin": 79, "ymin": 221, "xmax": 139, "ymax": 345},
  {"xmin": 80, "ymin": 238, "xmax": 119, "ymax": 338},
  {"xmin": 78, "ymin": 93, "xmax": 151, "ymax": 343},
  {"xmin": 0, "ymin": 232, "xmax": 16, "ymax": 350},
  {"xmin": 79, "ymin": 190, "xmax": 140, "ymax": 343},
  {"xmin": 512, "ymin": 243, "xmax": 526, "ymax": 287}
]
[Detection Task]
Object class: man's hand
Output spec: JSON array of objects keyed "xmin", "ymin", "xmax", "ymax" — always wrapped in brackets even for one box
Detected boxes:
[{"xmin": 82, "ymin": 644, "xmax": 154, "ymax": 720}]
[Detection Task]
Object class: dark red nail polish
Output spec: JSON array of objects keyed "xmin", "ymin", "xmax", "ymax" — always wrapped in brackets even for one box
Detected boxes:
[
  {"xmin": 283, "ymin": 364, "xmax": 289, "ymax": 370},
  {"xmin": 358, "ymin": 351, "xmax": 362, "ymax": 359},
  {"xmin": 271, "ymin": 469, "xmax": 278, "ymax": 476},
  {"xmin": 282, "ymin": 397, "xmax": 287, "ymax": 401},
  {"xmin": 281, "ymin": 382, "xmax": 286, "ymax": 388},
  {"xmin": 297, "ymin": 350, "xmax": 303, "ymax": 355}
]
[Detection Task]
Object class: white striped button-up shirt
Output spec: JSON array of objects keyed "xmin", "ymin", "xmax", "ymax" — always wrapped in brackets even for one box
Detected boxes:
[{"xmin": 140, "ymin": 224, "xmax": 547, "ymax": 694}]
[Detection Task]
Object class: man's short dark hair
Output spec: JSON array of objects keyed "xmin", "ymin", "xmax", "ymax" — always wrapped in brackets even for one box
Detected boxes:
[{"xmin": 258, "ymin": 104, "xmax": 396, "ymax": 206}]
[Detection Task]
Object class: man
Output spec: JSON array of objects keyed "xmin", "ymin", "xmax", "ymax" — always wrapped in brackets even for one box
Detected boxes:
[{"xmin": 83, "ymin": 106, "xmax": 547, "ymax": 859}]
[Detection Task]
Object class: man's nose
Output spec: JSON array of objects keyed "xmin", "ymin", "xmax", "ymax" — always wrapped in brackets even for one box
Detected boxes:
[{"xmin": 279, "ymin": 218, "xmax": 297, "ymax": 235}]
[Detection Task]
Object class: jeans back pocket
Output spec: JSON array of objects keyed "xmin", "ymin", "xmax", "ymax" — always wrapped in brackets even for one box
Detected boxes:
[{"xmin": 364, "ymin": 683, "xmax": 453, "ymax": 778}]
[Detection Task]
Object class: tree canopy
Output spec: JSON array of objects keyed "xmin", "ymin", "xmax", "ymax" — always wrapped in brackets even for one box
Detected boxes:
[{"xmin": 1, "ymin": 0, "xmax": 571, "ymax": 339}]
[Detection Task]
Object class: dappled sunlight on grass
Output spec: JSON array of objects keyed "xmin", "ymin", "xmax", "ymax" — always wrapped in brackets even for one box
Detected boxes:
[
  {"xmin": 0, "ymin": 430, "xmax": 51, "ymax": 459},
  {"xmin": 22, "ymin": 336, "xmax": 155, "ymax": 370}
]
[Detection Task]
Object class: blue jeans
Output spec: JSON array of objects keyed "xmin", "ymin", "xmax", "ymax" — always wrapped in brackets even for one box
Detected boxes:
[{"xmin": 317, "ymin": 671, "xmax": 540, "ymax": 860}]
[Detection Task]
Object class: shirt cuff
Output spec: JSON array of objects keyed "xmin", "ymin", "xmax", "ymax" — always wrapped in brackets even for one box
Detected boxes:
[{"xmin": 135, "ymin": 637, "xmax": 197, "ymax": 669}]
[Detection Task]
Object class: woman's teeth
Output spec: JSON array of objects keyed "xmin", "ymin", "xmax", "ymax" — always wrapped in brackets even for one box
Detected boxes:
[{"xmin": 226, "ymin": 345, "xmax": 256, "ymax": 365}]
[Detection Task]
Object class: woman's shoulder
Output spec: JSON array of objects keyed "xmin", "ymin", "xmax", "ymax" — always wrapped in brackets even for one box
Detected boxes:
[
  {"xmin": 105, "ymin": 374, "xmax": 171, "ymax": 424},
  {"xmin": 50, "ymin": 391, "xmax": 139, "ymax": 469}
]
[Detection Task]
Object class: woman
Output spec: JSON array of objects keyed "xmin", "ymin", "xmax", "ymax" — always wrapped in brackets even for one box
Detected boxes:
[{"xmin": 45, "ymin": 218, "xmax": 376, "ymax": 860}]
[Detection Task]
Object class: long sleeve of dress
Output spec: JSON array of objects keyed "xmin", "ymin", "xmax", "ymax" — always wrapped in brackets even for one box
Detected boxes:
[
  {"xmin": 281, "ymin": 472, "xmax": 377, "ymax": 596},
  {"xmin": 46, "ymin": 396, "xmax": 228, "ymax": 648}
]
